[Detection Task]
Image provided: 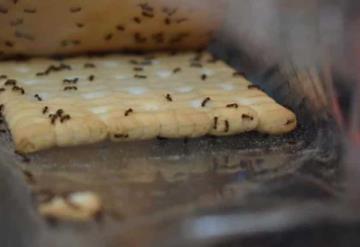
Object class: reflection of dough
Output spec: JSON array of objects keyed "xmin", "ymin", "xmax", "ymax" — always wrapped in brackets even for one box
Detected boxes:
[
  {"xmin": 110, "ymin": 153, "xmax": 291, "ymax": 183},
  {"xmin": 0, "ymin": 52, "xmax": 296, "ymax": 153},
  {"xmin": 0, "ymin": 0, "xmax": 225, "ymax": 56},
  {"xmin": 114, "ymin": 158, "xmax": 212, "ymax": 183}
]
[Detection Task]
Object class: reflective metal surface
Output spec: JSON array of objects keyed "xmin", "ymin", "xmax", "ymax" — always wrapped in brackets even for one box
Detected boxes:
[{"xmin": 0, "ymin": 55, "xmax": 341, "ymax": 246}]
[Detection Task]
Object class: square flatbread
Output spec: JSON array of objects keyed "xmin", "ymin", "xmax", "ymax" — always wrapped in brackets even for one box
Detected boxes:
[{"xmin": 0, "ymin": 52, "xmax": 296, "ymax": 153}]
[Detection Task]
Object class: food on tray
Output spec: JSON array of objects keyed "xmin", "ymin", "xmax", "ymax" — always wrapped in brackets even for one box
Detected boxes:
[
  {"xmin": 0, "ymin": 51, "xmax": 296, "ymax": 153},
  {"xmin": 0, "ymin": 0, "xmax": 224, "ymax": 56},
  {"xmin": 38, "ymin": 191, "xmax": 102, "ymax": 221}
]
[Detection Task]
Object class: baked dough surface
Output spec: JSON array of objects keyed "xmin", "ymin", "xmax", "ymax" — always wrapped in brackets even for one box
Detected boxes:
[{"xmin": 0, "ymin": 52, "xmax": 297, "ymax": 153}]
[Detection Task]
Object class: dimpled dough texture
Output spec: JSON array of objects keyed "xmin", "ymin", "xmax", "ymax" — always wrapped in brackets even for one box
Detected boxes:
[{"xmin": 0, "ymin": 52, "xmax": 297, "ymax": 153}]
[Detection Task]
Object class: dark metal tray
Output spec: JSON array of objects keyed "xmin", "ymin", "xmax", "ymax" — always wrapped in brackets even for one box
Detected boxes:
[{"xmin": 0, "ymin": 41, "xmax": 343, "ymax": 247}]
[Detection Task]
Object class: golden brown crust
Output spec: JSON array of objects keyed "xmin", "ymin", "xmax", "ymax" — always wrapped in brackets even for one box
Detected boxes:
[
  {"xmin": 250, "ymin": 104, "xmax": 297, "ymax": 134},
  {"xmin": 209, "ymin": 107, "xmax": 258, "ymax": 136}
]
